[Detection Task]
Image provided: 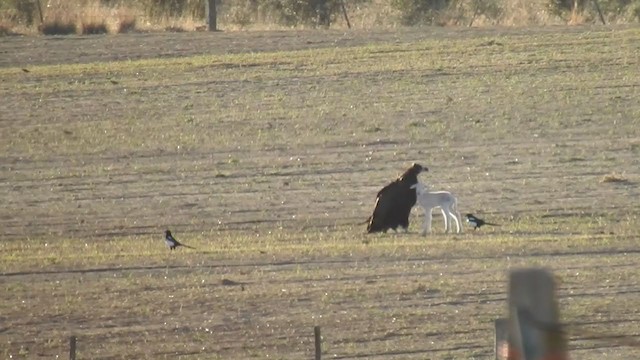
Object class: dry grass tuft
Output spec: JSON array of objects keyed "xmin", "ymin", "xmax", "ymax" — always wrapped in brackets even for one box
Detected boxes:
[
  {"xmin": 164, "ymin": 25, "xmax": 186, "ymax": 32},
  {"xmin": 117, "ymin": 15, "xmax": 137, "ymax": 33},
  {"xmin": 76, "ymin": 3, "xmax": 118, "ymax": 35},
  {"xmin": 3, "ymin": 0, "xmax": 639, "ymax": 34},
  {"xmin": 29, "ymin": 1, "xmax": 144, "ymax": 36},
  {"xmin": 601, "ymin": 172, "xmax": 628, "ymax": 183},
  {"xmin": 39, "ymin": 19, "xmax": 77, "ymax": 35},
  {"xmin": 568, "ymin": 6, "xmax": 587, "ymax": 25},
  {"xmin": 80, "ymin": 20, "xmax": 109, "ymax": 35},
  {"xmin": 0, "ymin": 23, "xmax": 15, "ymax": 36}
]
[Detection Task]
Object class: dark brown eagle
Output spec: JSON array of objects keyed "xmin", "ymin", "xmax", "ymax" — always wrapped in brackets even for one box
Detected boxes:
[{"xmin": 367, "ymin": 163, "xmax": 428, "ymax": 233}]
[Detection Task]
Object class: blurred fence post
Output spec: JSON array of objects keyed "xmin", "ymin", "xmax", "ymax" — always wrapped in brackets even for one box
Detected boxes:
[
  {"xmin": 314, "ymin": 326, "xmax": 322, "ymax": 360},
  {"xmin": 495, "ymin": 318, "xmax": 509, "ymax": 359},
  {"xmin": 507, "ymin": 268, "xmax": 568, "ymax": 360},
  {"xmin": 206, "ymin": 0, "xmax": 217, "ymax": 31},
  {"xmin": 69, "ymin": 336, "xmax": 76, "ymax": 360}
]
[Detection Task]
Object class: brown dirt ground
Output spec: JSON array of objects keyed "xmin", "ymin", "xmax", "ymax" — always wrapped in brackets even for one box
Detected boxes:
[
  {"xmin": 1, "ymin": 26, "xmax": 640, "ymax": 359},
  {"xmin": 0, "ymin": 26, "xmax": 613, "ymax": 67}
]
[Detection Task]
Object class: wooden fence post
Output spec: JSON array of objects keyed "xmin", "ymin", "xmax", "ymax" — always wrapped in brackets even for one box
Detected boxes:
[
  {"xmin": 507, "ymin": 268, "xmax": 567, "ymax": 360},
  {"xmin": 205, "ymin": 0, "xmax": 217, "ymax": 31},
  {"xmin": 314, "ymin": 326, "xmax": 322, "ymax": 360},
  {"xmin": 69, "ymin": 336, "xmax": 76, "ymax": 360}
]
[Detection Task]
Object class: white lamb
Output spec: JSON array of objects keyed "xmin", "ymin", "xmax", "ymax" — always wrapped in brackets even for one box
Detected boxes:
[{"xmin": 411, "ymin": 182, "xmax": 462, "ymax": 235}]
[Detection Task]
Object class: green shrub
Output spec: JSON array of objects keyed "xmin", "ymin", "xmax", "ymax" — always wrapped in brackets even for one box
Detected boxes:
[
  {"xmin": 256, "ymin": 0, "xmax": 368, "ymax": 27},
  {"xmin": 0, "ymin": 0, "xmax": 39, "ymax": 25},
  {"xmin": 633, "ymin": 3, "xmax": 640, "ymax": 19},
  {"xmin": 597, "ymin": 0, "xmax": 640, "ymax": 16},
  {"xmin": 468, "ymin": 0, "xmax": 502, "ymax": 25},
  {"xmin": 547, "ymin": 0, "xmax": 640, "ymax": 20},
  {"xmin": 391, "ymin": 0, "xmax": 452, "ymax": 25}
]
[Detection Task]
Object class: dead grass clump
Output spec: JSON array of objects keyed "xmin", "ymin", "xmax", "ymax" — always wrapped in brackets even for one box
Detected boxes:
[
  {"xmin": 601, "ymin": 172, "xmax": 628, "ymax": 183},
  {"xmin": 568, "ymin": 6, "xmax": 587, "ymax": 24},
  {"xmin": 0, "ymin": 23, "xmax": 15, "ymax": 36},
  {"xmin": 39, "ymin": 20, "xmax": 77, "ymax": 35},
  {"xmin": 164, "ymin": 25, "xmax": 186, "ymax": 32},
  {"xmin": 76, "ymin": 3, "xmax": 113, "ymax": 35},
  {"xmin": 159, "ymin": 15, "xmax": 204, "ymax": 32},
  {"xmin": 117, "ymin": 15, "xmax": 137, "ymax": 33},
  {"xmin": 80, "ymin": 20, "xmax": 109, "ymax": 35}
]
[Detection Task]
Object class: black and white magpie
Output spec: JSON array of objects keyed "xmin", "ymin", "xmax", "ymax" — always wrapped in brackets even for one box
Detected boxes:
[
  {"xmin": 164, "ymin": 230, "xmax": 195, "ymax": 250},
  {"xmin": 465, "ymin": 213, "xmax": 499, "ymax": 230}
]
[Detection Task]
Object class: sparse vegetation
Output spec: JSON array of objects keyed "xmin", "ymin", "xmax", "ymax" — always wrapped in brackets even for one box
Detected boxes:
[
  {"xmin": 392, "ymin": 0, "xmax": 452, "ymax": 25},
  {"xmin": 117, "ymin": 14, "xmax": 137, "ymax": 32},
  {"xmin": 38, "ymin": 18, "xmax": 77, "ymax": 35},
  {"xmin": 1, "ymin": 0, "xmax": 640, "ymax": 35},
  {"xmin": 0, "ymin": 22, "xmax": 14, "ymax": 35},
  {"xmin": 601, "ymin": 172, "xmax": 628, "ymax": 183},
  {"xmin": 80, "ymin": 20, "xmax": 109, "ymax": 34},
  {"xmin": 164, "ymin": 24, "xmax": 186, "ymax": 32},
  {"xmin": 548, "ymin": 0, "xmax": 640, "ymax": 21}
]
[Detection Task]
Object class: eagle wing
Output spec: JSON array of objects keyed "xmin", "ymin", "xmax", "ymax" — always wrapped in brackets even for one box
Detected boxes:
[{"xmin": 367, "ymin": 181, "xmax": 402, "ymax": 233}]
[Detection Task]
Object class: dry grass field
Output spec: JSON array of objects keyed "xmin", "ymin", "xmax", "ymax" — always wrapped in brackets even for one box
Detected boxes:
[{"xmin": 1, "ymin": 26, "xmax": 640, "ymax": 359}]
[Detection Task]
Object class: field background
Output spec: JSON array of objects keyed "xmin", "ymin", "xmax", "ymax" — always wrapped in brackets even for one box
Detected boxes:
[{"xmin": 1, "ymin": 25, "xmax": 640, "ymax": 358}]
